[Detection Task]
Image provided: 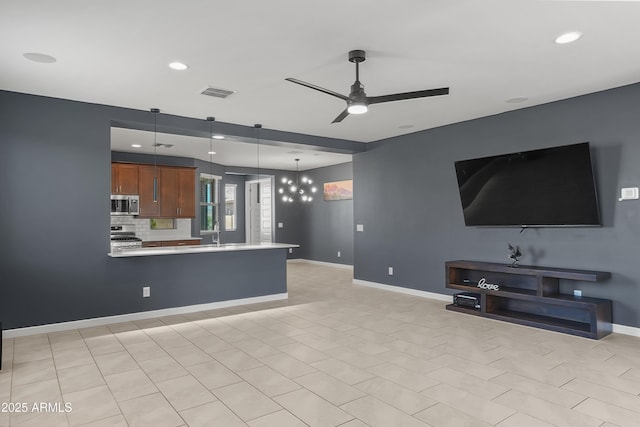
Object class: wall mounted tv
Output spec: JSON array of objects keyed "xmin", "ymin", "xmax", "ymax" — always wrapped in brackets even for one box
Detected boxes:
[{"xmin": 454, "ymin": 142, "xmax": 601, "ymax": 227}]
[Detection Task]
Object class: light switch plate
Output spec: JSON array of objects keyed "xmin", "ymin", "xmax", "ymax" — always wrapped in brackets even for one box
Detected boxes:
[
  {"xmin": 278, "ymin": 222, "xmax": 284, "ymax": 228},
  {"xmin": 619, "ymin": 187, "xmax": 639, "ymax": 201},
  {"xmin": 356, "ymin": 224, "xmax": 364, "ymax": 232}
]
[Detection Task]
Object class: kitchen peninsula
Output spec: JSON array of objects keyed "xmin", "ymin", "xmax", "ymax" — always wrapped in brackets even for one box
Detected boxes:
[
  {"xmin": 109, "ymin": 242, "xmax": 297, "ymax": 257},
  {"xmin": 103, "ymin": 242, "xmax": 298, "ymax": 322}
]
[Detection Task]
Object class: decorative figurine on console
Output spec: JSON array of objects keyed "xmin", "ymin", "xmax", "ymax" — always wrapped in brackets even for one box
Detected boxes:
[{"xmin": 508, "ymin": 244, "xmax": 522, "ymax": 267}]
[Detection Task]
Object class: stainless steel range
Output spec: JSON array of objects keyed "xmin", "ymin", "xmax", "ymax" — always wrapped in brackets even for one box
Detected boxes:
[{"xmin": 110, "ymin": 225, "xmax": 142, "ymax": 250}]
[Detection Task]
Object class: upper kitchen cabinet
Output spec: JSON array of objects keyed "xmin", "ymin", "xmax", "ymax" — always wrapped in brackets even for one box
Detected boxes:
[
  {"xmin": 138, "ymin": 165, "xmax": 160, "ymax": 217},
  {"xmin": 112, "ymin": 162, "xmax": 195, "ymax": 218},
  {"xmin": 160, "ymin": 166, "xmax": 196, "ymax": 218},
  {"xmin": 178, "ymin": 168, "xmax": 196, "ymax": 218},
  {"xmin": 111, "ymin": 163, "xmax": 139, "ymax": 194}
]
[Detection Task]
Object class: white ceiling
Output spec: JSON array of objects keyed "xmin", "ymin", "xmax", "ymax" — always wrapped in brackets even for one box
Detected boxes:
[
  {"xmin": 3, "ymin": 0, "xmax": 640, "ymax": 146},
  {"xmin": 111, "ymin": 127, "xmax": 352, "ymax": 171}
]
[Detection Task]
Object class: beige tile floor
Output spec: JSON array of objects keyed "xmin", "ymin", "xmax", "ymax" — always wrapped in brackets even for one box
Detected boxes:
[{"xmin": 1, "ymin": 262, "xmax": 640, "ymax": 426}]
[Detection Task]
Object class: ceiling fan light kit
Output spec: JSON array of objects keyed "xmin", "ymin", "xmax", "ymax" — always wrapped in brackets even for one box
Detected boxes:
[{"xmin": 286, "ymin": 49, "xmax": 449, "ymax": 123}]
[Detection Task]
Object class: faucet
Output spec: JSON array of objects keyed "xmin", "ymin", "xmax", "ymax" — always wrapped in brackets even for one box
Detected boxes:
[{"xmin": 212, "ymin": 221, "xmax": 220, "ymax": 247}]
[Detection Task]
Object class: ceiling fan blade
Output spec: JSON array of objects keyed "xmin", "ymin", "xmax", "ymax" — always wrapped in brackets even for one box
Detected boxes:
[
  {"xmin": 367, "ymin": 87, "xmax": 449, "ymax": 105},
  {"xmin": 331, "ymin": 108, "xmax": 350, "ymax": 123},
  {"xmin": 285, "ymin": 78, "xmax": 349, "ymax": 101}
]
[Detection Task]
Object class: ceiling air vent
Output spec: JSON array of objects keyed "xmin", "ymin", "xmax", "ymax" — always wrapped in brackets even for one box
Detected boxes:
[{"xmin": 201, "ymin": 86, "xmax": 235, "ymax": 99}]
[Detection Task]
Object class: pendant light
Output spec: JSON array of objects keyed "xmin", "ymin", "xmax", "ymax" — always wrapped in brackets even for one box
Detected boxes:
[
  {"xmin": 207, "ymin": 117, "xmax": 220, "ymax": 244},
  {"xmin": 279, "ymin": 159, "xmax": 317, "ymax": 202},
  {"xmin": 206, "ymin": 116, "xmax": 215, "ymax": 174},
  {"xmin": 151, "ymin": 108, "xmax": 160, "ymax": 202},
  {"xmin": 255, "ymin": 124, "xmax": 262, "ymax": 203}
]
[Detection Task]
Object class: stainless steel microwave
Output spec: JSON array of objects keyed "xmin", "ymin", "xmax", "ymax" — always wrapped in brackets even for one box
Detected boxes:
[{"xmin": 110, "ymin": 195, "xmax": 140, "ymax": 216}]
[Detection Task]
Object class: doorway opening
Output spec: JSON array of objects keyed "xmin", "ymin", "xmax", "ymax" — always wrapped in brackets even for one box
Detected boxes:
[{"xmin": 245, "ymin": 176, "xmax": 274, "ymax": 244}]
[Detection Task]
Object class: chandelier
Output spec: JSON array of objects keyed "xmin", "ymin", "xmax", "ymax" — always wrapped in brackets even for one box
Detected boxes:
[{"xmin": 279, "ymin": 159, "xmax": 317, "ymax": 203}]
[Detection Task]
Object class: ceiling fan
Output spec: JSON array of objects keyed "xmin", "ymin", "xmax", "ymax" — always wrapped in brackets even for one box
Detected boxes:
[{"xmin": 286, "ymin": 49, "xmax": 449, "ymax": 123}]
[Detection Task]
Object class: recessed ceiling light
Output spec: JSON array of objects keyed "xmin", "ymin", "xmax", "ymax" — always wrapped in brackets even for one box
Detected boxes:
[
  {"xmin": 208, "ymin": 151, "xmax": 216, "ymax": 155},
  {"xmin": 505, "ymin": 97, "xmax": 528, "ymax": 104},
  {"xmin": 23, "ymin": 52, "xmax": 56, "ymax": 63},
  {"xmin": 131, "ymin": 144, "xmax": 142, "ymax": 148},
  {"xmin": 212, "ymin": 135, "xmax": 225, "ymax": 140},
  {"xmin": 168, "ymin": 62, "xmax": 189, "ymax": 71},
  {"xmin": 555, "ymin": 31, "xmax": 582, "ymax": 45}
]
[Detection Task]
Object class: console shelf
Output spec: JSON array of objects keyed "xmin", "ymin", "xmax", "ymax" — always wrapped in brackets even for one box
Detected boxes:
[{"xmin": 445, "ymin": 260, "xmax": 612, "ymax": 339}]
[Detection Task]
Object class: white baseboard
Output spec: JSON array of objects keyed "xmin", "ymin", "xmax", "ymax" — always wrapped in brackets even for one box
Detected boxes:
[
  {"xmin": 288, "ymin": 258, "xmax": 354, "ymax": 271},
  {"xmin": 3, "ymin": 293, "xmax": 288, "ymax": 338},
  {"xmin": 612, "ymin": 323, "xmax": 640, "ymax": 337},
  {"xmin": 353, "ymin": 278, "xmax": 452, "ymax": 302},
  {"xmin": 352, "ymin": 278, "xmax": 640, "ymax": 338}
]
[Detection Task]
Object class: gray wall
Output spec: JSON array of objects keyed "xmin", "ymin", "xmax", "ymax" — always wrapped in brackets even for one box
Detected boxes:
[
  {"xmin": 299, "ymin": 162, "xmax": 354, "ymax": 265},
  {"xmin": 0, "ymin": 90, "xmax": 360, "ymax": 330},
  {"xmin": 353, "ymin": 82, "xmax": 640, "ymax": 328}
]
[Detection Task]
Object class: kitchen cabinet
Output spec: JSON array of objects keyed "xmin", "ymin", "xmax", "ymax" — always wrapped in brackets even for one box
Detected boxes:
[
  {"xmin": 160, "ymin": 166, "xmax": 195, "ymax": 218},
  {"xmin": 142, "ymin": 239, "xmax": 200, "ymax": 248},
  {"xmin": 138, "ymin": 165, "xmax": 160, "ymax": 217},
  {"xmin": 162, "ymin": 239, "xmax": 200, "ymax": 247},
  {"xmin": 112, "ymin": 162, "xmax": 195, "ymax": 218},
  {"xmin": 111, "ymin": 163, "xmax": 139, "ymax": 194}
]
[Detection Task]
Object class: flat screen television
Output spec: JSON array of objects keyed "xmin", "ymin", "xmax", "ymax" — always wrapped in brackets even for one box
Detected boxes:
[{"xmin": 454, "ymin": 142, "xmax": 601, "ymax": 227}]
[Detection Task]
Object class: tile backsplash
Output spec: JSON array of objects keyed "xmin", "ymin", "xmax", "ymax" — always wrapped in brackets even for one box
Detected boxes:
[{"xmin": 111, "ymin": 216, "xmax": 195, "ymax": 241}]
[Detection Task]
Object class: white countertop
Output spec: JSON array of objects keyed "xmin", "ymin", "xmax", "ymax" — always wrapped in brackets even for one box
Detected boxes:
[{"xmin": 108, "ymin": 242, "xmax": 298, "ymax": 258}]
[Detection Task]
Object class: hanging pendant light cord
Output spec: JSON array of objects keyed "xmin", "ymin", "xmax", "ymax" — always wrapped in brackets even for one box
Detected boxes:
[
  {"xmin": 255, "ymin": 124, "xmax": 262, "ymax": 203},
  {"xmin": 151, "ymin": 108, "xmax": 160, "ymax": 202}
]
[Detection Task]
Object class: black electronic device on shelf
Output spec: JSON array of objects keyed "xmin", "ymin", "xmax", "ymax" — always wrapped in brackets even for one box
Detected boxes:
[{"xmin": 453, "ymin": 292, "xmax": 481, "ymax": 310}]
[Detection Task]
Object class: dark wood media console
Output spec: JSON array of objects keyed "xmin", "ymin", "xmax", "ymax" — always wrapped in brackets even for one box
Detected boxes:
[{"xmin": 445, "ymin": 260, "xmax": 612, "ymax": 339}]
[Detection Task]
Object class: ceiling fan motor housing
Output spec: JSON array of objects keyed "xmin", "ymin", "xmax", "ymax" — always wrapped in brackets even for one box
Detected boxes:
[{"xmin": 350, "ymin": 82, "xmax": 367, "ymax": 101}]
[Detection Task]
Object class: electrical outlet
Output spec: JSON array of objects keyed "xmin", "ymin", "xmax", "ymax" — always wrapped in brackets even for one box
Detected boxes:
[
  {"xmin": 288, "ymin": 248, "xmax": 293, "ymax": 254},
  {"xmin": 278, "ymin": 222, "xmax": 284, "ymax": 228},
  {"xmin": 142, "ymin": 286, "xmax": 150, "ymax": 298},
  {"xmin": 573, "ymin": 289, "xmax": 582, "ymax": 297},
  {"xmin": 388, "ymin": 267, "xmax": 394, "ymax": 276},
  {"xmin": 356, "ymin": 224, "xmax": 364, "ymax": 232},
  {"xmin": 337, "ymin": 251, "xmax": 341, "ymax": 258}
]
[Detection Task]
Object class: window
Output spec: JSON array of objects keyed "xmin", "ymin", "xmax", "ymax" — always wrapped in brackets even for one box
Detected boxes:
[
  {"xmin": 200, "ymin": 173, "xmax": 220, "ymax": 233},
  {"xmin": 225, "ymin": 184, "xmax": 237, "ymax": 231}
]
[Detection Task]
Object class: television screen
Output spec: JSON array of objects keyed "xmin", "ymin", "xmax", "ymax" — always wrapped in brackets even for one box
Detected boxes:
[{"xmin": 454, "ymin": 142, "xmax": 601, "ymax": 227}]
